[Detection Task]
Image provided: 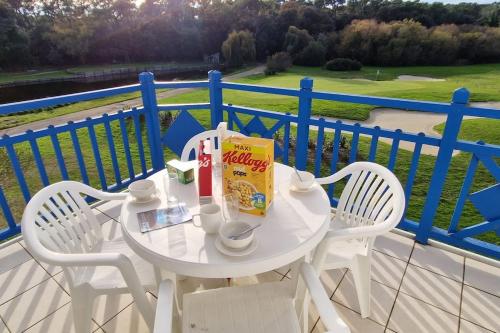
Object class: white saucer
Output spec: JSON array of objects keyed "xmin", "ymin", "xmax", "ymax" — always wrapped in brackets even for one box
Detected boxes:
[
  {"xmin": 131, "ymin": 189, "xmax": 160, "ymax": 204},
  {"xmin": 215, "ymin": 236, "xmax": 258, "ymax": 257},
  {"xmin": 289, "ymin": 182, "xmax": 318, "ymax": 193}
]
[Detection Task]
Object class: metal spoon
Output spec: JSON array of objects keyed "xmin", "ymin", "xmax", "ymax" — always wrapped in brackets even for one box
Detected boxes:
[
  {"xmin": 229, "ymin": 224, "xmax": 261, "ymax": 240},
  {"xmin": 293, "ymin": 166, "xmax": 303, "ymax": 182}
]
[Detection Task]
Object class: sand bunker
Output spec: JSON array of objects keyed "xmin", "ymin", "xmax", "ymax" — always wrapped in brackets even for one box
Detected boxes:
[{"xmin": 397, "ymin": 75, "xmax": 445, "ymax": 82}]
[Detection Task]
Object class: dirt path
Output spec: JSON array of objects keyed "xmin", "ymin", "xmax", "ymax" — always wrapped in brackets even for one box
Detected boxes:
[{"xmin": 1, "ymin": 65, "xmax": 266, "ymax": 136}]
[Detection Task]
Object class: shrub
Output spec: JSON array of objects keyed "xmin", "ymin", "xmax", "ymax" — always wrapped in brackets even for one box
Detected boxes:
[
  {"xmin": 221, "ymin": 30, "xmax": 256, "ymax": 67},
  {"xmin": 265, "ymin": 52, "xmax": 292, "ymax": 75},
  {"xmin": 294, "ymin": 41, "xmax": 326, "ymax": 66},
  {"xmin": 325, "ymin": 58, "xmax": 362, "ymax": 71}
]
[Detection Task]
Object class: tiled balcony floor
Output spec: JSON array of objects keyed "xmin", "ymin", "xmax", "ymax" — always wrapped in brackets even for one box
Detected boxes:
[{"xmin": 0, "ymin": 202, "xmax": 498, "ymax": 333}]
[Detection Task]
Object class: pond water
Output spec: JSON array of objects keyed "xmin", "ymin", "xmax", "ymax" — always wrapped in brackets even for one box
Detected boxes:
[{"xmin": 0, "ymin": 69, "xmax": 208, "ymax": 104}]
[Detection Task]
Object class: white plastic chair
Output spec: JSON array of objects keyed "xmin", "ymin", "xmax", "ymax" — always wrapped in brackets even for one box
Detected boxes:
[
  {"xmin": 180, "ymin": 128, "xmax": 245, "ymax": 161},
  {"xmin": 312, "ymin": 162, "xmax": 405, "ymax": 318},
  {"xmin": 152, "ymin": 262, "xmax": 350, "ymax": 333},
  {"xmin": 21, "ymin": 181, "xmax": 156, "ymax": 333}
]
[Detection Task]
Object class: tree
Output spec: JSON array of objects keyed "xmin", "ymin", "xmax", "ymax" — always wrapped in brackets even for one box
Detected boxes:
[
  {"xmin": 0, "ymin": 0, "xmax": 30, "ymax": 68},
  {"xmin": 221, "ymin": 30, "xmax": 256, "ymax": 67},
  {"xmin": 294, "ymin": 41, "xmax": 326, "ymax": 66},
  {"xmin": 283, "ymin": 26, "xmax": 313, "ymax": 56}
]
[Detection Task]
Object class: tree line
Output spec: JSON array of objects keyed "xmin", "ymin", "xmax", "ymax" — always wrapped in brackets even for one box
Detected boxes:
[{"xmin": 1, "ymin": 0, "xmax": 499, "ymax": 70}]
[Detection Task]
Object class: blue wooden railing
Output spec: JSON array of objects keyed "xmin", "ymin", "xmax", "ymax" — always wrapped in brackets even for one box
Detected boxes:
[{"xmin": 0, "ymin": 70, "xmax": 499, "ymax": 259}]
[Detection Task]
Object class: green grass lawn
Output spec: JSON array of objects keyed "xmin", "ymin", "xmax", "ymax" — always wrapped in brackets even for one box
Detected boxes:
[
  {"xmin": 434, "ymin": 118, "xmax": 500, "ymax": 145},
  {"xmin": 66, "ymin": 61, "xmax": 207, "ymax": 74},
  {"xmin": 0, "ymin": 91, "xmax": 143, "ymax": 130},
  {"xmin": 0, "ymin": 61, "xmax": 210, "ymax": 84},
  {"xmin": 0, "ymin": 70, "xmax": 73, "ymax": 84},
  {"xmin": 157, "ymin": 64, "xmax": 500, "ymax": 121}
]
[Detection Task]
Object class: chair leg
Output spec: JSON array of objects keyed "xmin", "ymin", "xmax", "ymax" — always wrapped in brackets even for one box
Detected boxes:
[
  {"xmin": 71, "ymin": 287, "xmax": 95, "ymax": 333},
  {"xmin": 351, "ymin": 254, "xmax": 371, "ymax": 318}
]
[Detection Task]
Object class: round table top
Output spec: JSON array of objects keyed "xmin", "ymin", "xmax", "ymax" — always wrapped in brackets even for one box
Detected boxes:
[{"xmin": 120, "ymin": 162, "xmax": 331, "ymax": 278}]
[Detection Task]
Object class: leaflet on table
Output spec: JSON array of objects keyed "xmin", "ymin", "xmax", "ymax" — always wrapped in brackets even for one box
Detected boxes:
[{"xmin": 137, "ymin": 203, "xmax": 192, "ymax": 233}]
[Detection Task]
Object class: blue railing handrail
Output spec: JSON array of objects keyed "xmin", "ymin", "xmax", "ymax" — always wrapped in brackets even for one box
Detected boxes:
[
  {"xmin": 0, "ymin": 84, "xmax": 141, "ymax": 115},
  {"xmin": 0, "ymin": 108, "xmax": 144, "ymax": 145},
  {"xmin": 154, "ymin": 81, "xmax": 209, "ymax": 89}
]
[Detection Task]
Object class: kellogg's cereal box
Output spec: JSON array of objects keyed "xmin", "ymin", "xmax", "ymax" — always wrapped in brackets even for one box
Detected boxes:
[{"xmin": 222, "ymin": 136, "xmax": 274, "ymax": 217}]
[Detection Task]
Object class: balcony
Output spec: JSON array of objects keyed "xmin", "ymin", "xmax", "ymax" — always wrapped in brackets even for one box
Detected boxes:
[{"xmin": 0, "ymin": 70, "xmax": 498, "ymax": 332}]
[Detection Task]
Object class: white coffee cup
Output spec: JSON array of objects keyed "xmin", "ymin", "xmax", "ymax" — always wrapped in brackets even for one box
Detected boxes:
[
  {"xmin": 193, "ymin": 204, "xmax": 222, "ymax": 234},
  {"xmin": 290, "ymin": 170, "xmax": 315, "ymax": 190},
  {"xmin": 128, "ymin": 180, "xmax": 156, "ymax": 200}
]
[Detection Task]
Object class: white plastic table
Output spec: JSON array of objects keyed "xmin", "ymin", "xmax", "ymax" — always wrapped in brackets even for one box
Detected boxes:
[{"xmin": 120, "ymin": 162, "xmax": 331, "ymax": 278}]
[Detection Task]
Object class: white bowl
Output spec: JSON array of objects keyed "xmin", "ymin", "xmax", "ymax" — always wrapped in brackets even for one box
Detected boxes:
[
  {"xmin": 128, "ymin": 180, "xmax": 156, "ymax": 200},
  {"xmin": 290, "ymin": 170, "xmax": 315, "ymax": 190},
  {"xmin": 219, "ymin": 222, "xmax": 254, "ymax": 249}
]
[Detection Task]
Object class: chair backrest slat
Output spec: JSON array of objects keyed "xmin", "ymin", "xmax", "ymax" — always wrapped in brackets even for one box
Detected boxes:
[
  {"xmin": 66, "ymin": 190, "xmax": 102, "ymax": 241},
  {"xmin": 50, "ymin": 192, "xmax": 92, "ymax": 252},
  {"xmin": 39, "ymin": 203, "xmax": 81, "ymax": 253}
]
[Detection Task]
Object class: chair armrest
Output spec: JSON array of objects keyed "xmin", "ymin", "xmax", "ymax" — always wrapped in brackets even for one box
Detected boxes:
[
  {"xmin": 35, "ymin": 251, "xmax": 130, "ymax": 268},
  {"xmin": 315, "ymin": 172, "xmax": 345, "ymax": 185},
  {"xmin": 154, "ymin": 280, "xmax": 174, "ymax": 333},
  {"xmin": 324, "ymin": 222, "xmax": 396, "ymax": 242},
  {"xmin": 300, "ymin": 263, "xmax": 350, "ymax": 333}
]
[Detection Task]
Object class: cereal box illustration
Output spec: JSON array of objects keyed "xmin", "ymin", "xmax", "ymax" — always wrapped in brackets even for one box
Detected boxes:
[{"xmin": 222, "ymin": 136, "xmax": 274, "ymax": 217}]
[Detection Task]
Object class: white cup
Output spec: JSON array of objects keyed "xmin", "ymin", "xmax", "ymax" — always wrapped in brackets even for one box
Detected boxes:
[
  {"xmin": 128, "ymin": 180, "xmax": 156, "ymax": 200},
  {"xmin": 290, "ymin": 170, "xmax": 315, "ymax": 190},
  {"xmin": 193, "ymin": 204, "xmax": 222, "ymax": 234}
]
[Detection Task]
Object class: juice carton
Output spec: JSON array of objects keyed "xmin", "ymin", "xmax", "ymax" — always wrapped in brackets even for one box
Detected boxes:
[
  {"xmin": 221, "ymin": 136, "xmax": 274, "ymax": 217},
  {"xmin": 198, "ymin": 140, "xmax": 212, "ymax": 200}
]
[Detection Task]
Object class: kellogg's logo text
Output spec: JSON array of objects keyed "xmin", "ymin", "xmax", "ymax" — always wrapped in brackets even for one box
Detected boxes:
[{"xmin": 222, "ymin": 151, "xmax": 269, "ymax": 172}]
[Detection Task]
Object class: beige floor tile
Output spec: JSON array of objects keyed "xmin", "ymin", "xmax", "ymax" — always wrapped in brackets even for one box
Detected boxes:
[
  {"xmin": 101, "ymin": 294, "xmax": 156, "ymax": 333},
  {"xmin": 388, "ymin": 292, "xmax": 459, "ymax": 333},
  {"xmin": 101, "ymin": 220, "xmax": 123, "ymax": 240},
  {"xmin": 231, "ymin": 271, "xmax": 287, "ymax": 287},
  {"xmin": 308, "ymin": 302, "xmax": 321, "ymax": 333},
  {"xmin": 95, "ymin": 200, "xmax": 123, "ymax": 220},
  {"xmin": 371, "ymin": 251, "xmax": 406, "ymax": 290},
  {"xmin": 92, "ymin": 207, "xmax": 116, "ymax": 224},
  {"xmin": 399, "ymin": 264, "xmax": 462, "ymax": 315},
  {"xmin": 0, "ymin": 319, "xmax": 7, "ymax": 333},
  {"xmin": 410, "ymin": 243, "xmax": 464, "ymax": 281},
  {"xmin": 460, "ymin": 319, "xmax": 494, "ymax": 333},
  {"xmin": 0, "ymin": 242, "xmax": 32, "ymax": 275},
  {"xmin": 274, "ymin": 264, "xmax": 291, "ymax": 277},
  {"xmin": 332, "ymin": 271, "xmax": 397, "ymax": 326},
  {"xmin": 0, "ymin": 278, "xmax": 71, "ymax": 332},
  {"xmin": 319, "ymin": 268, "xmax": 346, "ymax": 296},
  {"xmin": 312, "ymin": 302, "xmax": 386, "ymax": 333},
  {"xmin": 92, "ymin": 294, "xmax": 135, "ymax": 326},
  {"xmin": 53, "ymin": 272, "xmax": 70, "ymax": 293},
  {"xmin": 373, "ymin": 232, "xmax": 414, "ymax": 262},
  {"xmin": 50, "ymin": 272, "xmax": 134, "ymax": 327},
  {"xmin": 461, "ymin": 285, "xmax": 500, "ymax": 332},
  {"xmin": 19, "ymin": 240, "xmax": 63, "ymax": 276},
  {"xmin": 23, "ymin": 302, "xmax": 100, "ymax": 333},
  {"xmin": 178, "ymin": 276, "xmax": 228, "ymax": 295},
  {"xmin": 0, "ymin": 259, "xmax": 51, "ymax": 305},
  {"xmin": 464, "ymin": 258, "xmax": 500, "ymax": 297}
]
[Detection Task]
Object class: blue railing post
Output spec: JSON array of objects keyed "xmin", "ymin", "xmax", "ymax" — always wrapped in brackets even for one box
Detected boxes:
[
  {"xmin": 139, "ymin": 72, "xmax": 164, "ymax": 171},
  {"xmin": 209, "ymin": 70, "xmax": 223, "ymax": 129},
  {"xmin": 416, "ymin": 88, "xmax": 469, "ymax": 244},
  {"xmin": 295, "ymin": 77, "xmax": 313, "ymax": 170}
]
